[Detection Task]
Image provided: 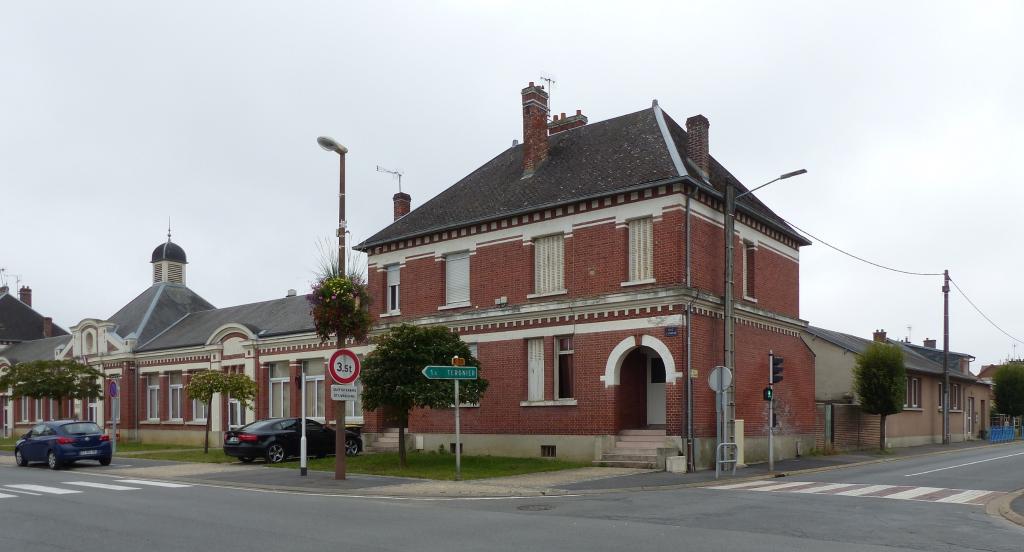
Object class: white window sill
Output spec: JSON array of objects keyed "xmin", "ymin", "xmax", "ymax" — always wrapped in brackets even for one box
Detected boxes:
[
  {"xmin": 187, "ymin": 420, "xmax": 208, "ymax": 426},
  {"xmin": 447, "ymin": 403, "xmax": 480, "ymax": 408},
  {"xmin": 380, "ymin": 311, "xmax": 402, "ymax": 318},
  {"xmin": 902, "ymin": 407, "xmax": 922, "ymax": 411},
  {"xmin": 520, "ymin": 399, "xmax": 578, "ymax": 407},
  {"xmin": 527, "ymin": 289, "xmax": 567, "ymax": 299},
  {"xmin": 743, "ymin": 295, "xmax": 758, "ymax": 303},
  {"xmin": 438, "ymin": 302, "xmax": 471, "ymax": 311},
  {"xmin": 141, "ymin": 420, "xmax": 161, "ymax": 425},
  {"xmin": 621, "ymin": 278, "xmax": 656, "ymax": 287},
  {"xmin": 937, "ymin": 408, "xmax": 964, "ymax": 413}
]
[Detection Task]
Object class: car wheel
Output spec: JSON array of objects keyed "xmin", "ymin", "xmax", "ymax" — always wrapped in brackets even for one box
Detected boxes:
[
  {"xmin": 100, "ymin": 457, "xmax": 112, "ymax": 466},
  {"xmin": 239, "ymin": 457, "xmax": 255, "ymax": 463},
  {"xmin": 264, "ymin": 443, "xmax": 285, "ymax": 464},
  {"xmin": 345, "ymin": 438, "xmax": 360, "ymax": 456},
  {"xmin": 15, "ymin": 448, "xmax": 28, "ymax": 467},
  {"xmin": 47, "ymin": 450, "xmax": 62, "ymax": 470}
]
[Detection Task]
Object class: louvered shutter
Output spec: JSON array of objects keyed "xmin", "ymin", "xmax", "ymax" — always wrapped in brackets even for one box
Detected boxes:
[
  {"xmin": 629, "ymin": 218, "xmax": 653, "ymax": 281},
  {"xmin": 527, "ymin": 338, "xmax": 544, "ymax": 401},
  {"xmin": 445, "ymin": 252, "xmax": 470, "ymax": 304},
  {"xmin": 534, "ymin": 234, "xmax": 564, "ymax": 294}
]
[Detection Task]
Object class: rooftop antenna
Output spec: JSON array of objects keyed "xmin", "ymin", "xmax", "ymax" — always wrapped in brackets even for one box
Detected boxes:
[
  {"xmin": 539, "ymin": 72, "xmax": 557, "ymax": 118},
  {"xmin": 167, "ymin": 217, "xmax": 172, "ymax": 242},
  {"xmin": 376, "ymin": 165, "xmax": 404, "ymax": 193},
  {"xmin": 906, "ymin": 324, "xmax": 912, "ymax": 343}
]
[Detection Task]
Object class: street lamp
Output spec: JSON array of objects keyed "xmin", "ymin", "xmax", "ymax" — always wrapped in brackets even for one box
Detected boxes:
[
  {"xmin": 721, "ymin": 168, "xmax": 806, "ymax": 467},
  {"xmin": 317, "ymin": 135, "xmax": 350, "ymax": 481}
]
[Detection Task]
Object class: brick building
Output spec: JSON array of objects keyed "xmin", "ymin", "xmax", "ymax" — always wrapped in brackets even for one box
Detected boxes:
[{"xmin": 354, "ymin": 82, "xmax": 816, "ymax": 468}]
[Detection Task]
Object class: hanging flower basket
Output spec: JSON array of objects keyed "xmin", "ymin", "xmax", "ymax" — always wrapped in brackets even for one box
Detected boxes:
[{"xmin": 308, "ymin": 275, "xmax": 372, "ymax": 343}]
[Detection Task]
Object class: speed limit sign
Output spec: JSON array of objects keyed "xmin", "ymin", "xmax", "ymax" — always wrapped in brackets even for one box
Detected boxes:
[{"xmin": 328, "ymin": 349, "xmax": 361, "ymax": 385}]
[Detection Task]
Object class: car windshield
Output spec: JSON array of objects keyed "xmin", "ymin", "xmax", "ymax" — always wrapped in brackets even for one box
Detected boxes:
[
  {"xmin": 238, "ymin": 419, "xmax": 284, "ymax": 432},
  {"xmin": 60, "ymin": 422, "xmax": 102, "ymax": 435}
]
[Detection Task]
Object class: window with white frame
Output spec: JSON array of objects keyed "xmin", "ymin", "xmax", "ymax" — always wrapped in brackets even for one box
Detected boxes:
[
  {"xmin": 147, "ymin": 376, "xmax": 160, "ymax": 420},
  {"xmin": 112, "ymin": 379, "xmax": 121, "ymax": 422},
  {"xmin": 904, "ymin": 376, "xmax": 920, "ymax": 408},
  {"xmin": 555, "ymin": 337, "xmax": 574, "ymax": 399},
  {"xmin": 627, "ymin": 217, "xmax": 653, "ymax": 282},
  {"xmin": 35, "ymin": 398, "xmax": 42, "ymax": 421},
  {"xmin": 169, "ymin": 373, "xmax": 183, "ymax": 420},
  {"xmin": 228, "ymin": 397, "xmax": 244, "ymax": 428},
  {"xmin": 445, "ymin": 251, "xmax": 470, "ymax": 305},
  {"xmin": 303, "ymin": 359, "xmax": 325, "ymax": 419},
  {"xmin": 533, "ymin": 234, "xmax": 565, "ymax": 294},
  {"xmin": 191, "ymin": 373, "xmax": 207, "ymax": 421},
  {"xmin": 386, "ymin": 264, "xmax": 401, "ymax": 313},
  {"xmin": 527, "ymin": 338, "xmax": 544, "ymax": 401},
  {"xmin": 87, "ymin": 399, "xmax": 97, "ymax": 422},
  {"xmin": 344, "ymin": 379, "xmax": 364, "ymax": 420},
  {"xmin": 269, "ymin": 363, "xmax": 290, "ymax": 418},
  {"xmin": 20, "ymin": 398, "xmax": 29, "ymax": 422},
  {"xmin": 49, "ymin": 398, "xmax": 58, "ymax": 420},
  {"xmin": 952, "ymin": 383, "xmax": 962, "ymax": 410}
]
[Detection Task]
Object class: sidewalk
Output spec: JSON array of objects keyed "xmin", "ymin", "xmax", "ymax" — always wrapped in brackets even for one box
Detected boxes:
[{"xmin": 37, "ymin": 438, "xmax": 1010, "ymax": 498}]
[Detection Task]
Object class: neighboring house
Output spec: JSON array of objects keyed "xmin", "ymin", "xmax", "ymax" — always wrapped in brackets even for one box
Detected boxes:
[
  {"xmin": 353, "ymin": 81, "xmax": 816, "ymax": 468},
  {"xmin": 0, "ymin": 285, "xmax": 69, "ymax": 436},
  {"xmin": 0, "ymin": 237, "xmax": 355, "ymax": 446},
  {"xmin": 805, "ymin": 326, "xmax": 990, "ymax": 449}
]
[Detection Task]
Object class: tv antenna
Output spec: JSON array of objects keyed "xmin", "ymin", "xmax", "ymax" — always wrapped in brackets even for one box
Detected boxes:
[
  {"xmin": 539, "ymin": 72, "xmax": 557, "ymax": 117},
  {"xmin": 906, "ymin": 324, "xmax": 912, "ymax": 343},
  {"xmin": 0, "ymin": 268, "xmax": 22, "ymax": 291},
  {"xmin": 376, "ymin": 166, "xmax": 404, "ymax": 193}
]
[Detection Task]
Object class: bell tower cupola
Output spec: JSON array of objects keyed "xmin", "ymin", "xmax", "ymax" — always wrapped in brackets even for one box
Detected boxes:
[{"xmin": 151, "ymin": 226, "xmax": 187, "ymax": 285}]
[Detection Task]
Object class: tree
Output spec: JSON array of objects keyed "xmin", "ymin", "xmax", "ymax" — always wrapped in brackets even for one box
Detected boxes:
[
  {"xmin": 361, "ymin": 324, "xmax": 489, "ymax": 467},
  {"xmin": 993, "ymin": 363, "xmax": 1024, "ymax": 418},
  {"xmin": 186, "ymin": 371, "xmax": 258, "ymax": 453},
  {"xmin": 0, "ymin": 360, "xmax": 103, "ymax": 418},
  {"xmin": 853, "ymin": 342, "xmax": 907, "ymax": 451}
]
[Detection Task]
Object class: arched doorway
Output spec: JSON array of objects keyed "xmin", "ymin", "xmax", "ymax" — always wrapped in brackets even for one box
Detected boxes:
[{"xmin": 603, "ymin": 335, "xmax": 678, "ymax": 431}]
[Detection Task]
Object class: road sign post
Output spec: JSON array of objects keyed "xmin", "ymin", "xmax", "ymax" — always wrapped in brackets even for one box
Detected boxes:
[
  {"xmin": 300, "ymin": 363, "xmax": 307, "ymax": 477},
  {"xmin": 328, "ymin": 349, "xmax": 361, "ymax": 480},
  {"xmin": 422, "ymin": 357, "xmax": 476, "ymax": 481},
  {"xmin": 108, "ymin": 379, "xmax": 118, "ymax": 455}
]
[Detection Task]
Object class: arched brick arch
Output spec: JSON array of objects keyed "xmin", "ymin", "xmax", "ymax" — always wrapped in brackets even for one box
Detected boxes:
[{"xmin": 601, "ymin": 334, "xmax": 680, "ymax": 387}]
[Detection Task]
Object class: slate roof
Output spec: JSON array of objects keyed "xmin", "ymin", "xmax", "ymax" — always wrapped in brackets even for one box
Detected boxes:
[
  {"xmin": 805, "ymin": 326, "xmax": 978, "ymax": 381},
  {"xmin": 0, "ymin": 335, "xmax": 72, "ymax": 364},
  {"xmin": 107, "ymin": 283, "xmax": 216, "ymax": 344},
  {"xmin": 151, "ymin": 240, "xmax": 187, "ymax": 263},
  {"xmin": 138, "ymin": 294, "xmax": 315, "ymax": 352},
  {"xmin": 0, "ymin": 291, "xmax": 69, "ymax": 343},
  {"xmin": 356, "ymin": 106, "xmax": 809, "ymax": 250}
]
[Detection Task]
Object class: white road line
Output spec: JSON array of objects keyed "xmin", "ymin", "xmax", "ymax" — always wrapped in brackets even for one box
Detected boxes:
[
  {"xmin": 884, "ymin": 487, "xmax": 945, "ymax": 500},
  {"xmin": 63, "ymin": 481, "xmax": 140, "ymax": 491},
  {"xmin": 115, "ymin": 479, "xmax": 191, "ymax": 488},
  {"xmin": 904, "ymin": 451, "xmax": 1024, "ymax": 477},
  {"xmin": 2, "ymin": 488, "xmax": 43, "ymax": 496},
  {"xmin": 5, "ymin": 484, "xmax": 81, "ymax": 495},
  {"xmin": 0, "ymin": 492, "xmax": 16, "ymax": 499},
  {"xmin": 791, "ymin": 483, "xmax": 854, "ymax": 494},
  {"xmin": 936, "ymin": 489, "xmax": 991, "ymax": 504},
  {"xmin": 709, "ymin": 481, "xmax": 776, "ymax": 490},
  {"xmin": 750, "ymin": 481, "xmax": 815, "ymax": 492},
  {"xmin": 835, "ymin": 485, "xmax": 894, "ymax": 496}
]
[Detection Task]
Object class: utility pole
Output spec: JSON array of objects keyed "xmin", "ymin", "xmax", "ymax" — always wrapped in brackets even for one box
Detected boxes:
[
  {"xmin": 723, "ymin": 180, "xmax": 736, "ymax": 456},
  {"xmin": 943, "ymin": 269, "xmax": 950, "ymax": 445}
]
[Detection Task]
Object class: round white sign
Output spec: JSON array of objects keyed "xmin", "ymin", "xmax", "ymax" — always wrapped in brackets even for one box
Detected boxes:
[
  {"xmin": 328, "ymin": 349, "xmax": 361, "ymax": 385},
  {"xmin": 708, "ymin": 366, "xmax": 733, "ymax": 393}
]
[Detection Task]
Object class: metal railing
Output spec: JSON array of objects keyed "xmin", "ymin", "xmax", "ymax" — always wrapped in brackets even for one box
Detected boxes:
[{"xmin": 988, "ymin": 426, "xmax": 1017, "ymax": 443}]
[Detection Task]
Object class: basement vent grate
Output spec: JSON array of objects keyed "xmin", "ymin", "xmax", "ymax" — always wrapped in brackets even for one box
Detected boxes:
[{"xmin": 541, "ymin": 445, "xmax": 556, "ymax": 458}]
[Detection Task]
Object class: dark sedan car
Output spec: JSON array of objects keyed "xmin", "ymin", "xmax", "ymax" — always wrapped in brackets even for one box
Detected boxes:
[
  {"xmin": 223, "ymin": 417, "xmax": 362, "ymax": 464},
  {"xmin": 15, "ymin": 420, "xmax": 112, "ymax": 470}
]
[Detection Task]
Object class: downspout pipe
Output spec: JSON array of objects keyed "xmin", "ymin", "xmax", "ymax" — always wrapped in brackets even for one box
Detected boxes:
[{"xmin": 685, "ymin": 186, "xmax": 695, "ymax": 473}]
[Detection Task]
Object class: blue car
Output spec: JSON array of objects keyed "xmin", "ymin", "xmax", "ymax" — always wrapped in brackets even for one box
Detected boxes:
[{"xmin": 15, "ymin": 420, "xmax": 112, "ymax": 470}]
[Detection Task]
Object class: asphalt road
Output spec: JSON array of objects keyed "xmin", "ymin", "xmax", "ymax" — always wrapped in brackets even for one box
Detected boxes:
[{"xmin": 1, "ymin": 444, "xmax": 1022, "ymax": 552}]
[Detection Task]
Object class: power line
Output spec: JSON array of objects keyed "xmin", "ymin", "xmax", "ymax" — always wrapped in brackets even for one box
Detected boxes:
[
  {"xmin": 780, "ymin": 217, "xmax": 944, "ymax": 277},
  {"xmin": 948, "ymin": 277, "xmax": 1024, "ymax": 346}
]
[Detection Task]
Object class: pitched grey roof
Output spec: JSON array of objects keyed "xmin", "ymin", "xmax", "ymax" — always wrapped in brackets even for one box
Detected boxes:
[
  {"xmin": 805, "ymin": 326, "xmax": 978, "ymax": 381},
  {"xmin": 0, "ymin": 292, "xmax": 69, "ymax": 342},
  {"xmin": 108, "ymin": 283, "xmax": 215, "ymax": 344},
  {"xmin": 0, "ymin": 335, "xmax": 72, "ymax": 364},
  {"xmin": 355, "ymin": 106, "xmax": 808, "ymax": 250},
  {"xmin": 138, "ymin": 294, "xmax": 315, "ymax": 352}
]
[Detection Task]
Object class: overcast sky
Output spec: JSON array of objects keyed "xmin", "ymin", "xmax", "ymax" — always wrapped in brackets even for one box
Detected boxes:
[{"xmin": 2, "ymin": 2, "xmax": 1022, "ymax": 368}]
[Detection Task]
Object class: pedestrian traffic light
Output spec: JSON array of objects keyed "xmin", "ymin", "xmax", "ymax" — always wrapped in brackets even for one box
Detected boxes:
[
  {"xmin": 771, "ymin": 355, "xmax": 784, "ymax": 384},
  {"xmin": 763, "ymin": 386, "xmax": 773, "ymax": 401}
]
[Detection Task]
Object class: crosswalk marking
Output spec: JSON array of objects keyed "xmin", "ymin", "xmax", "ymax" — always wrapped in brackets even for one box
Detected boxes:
[
  {"xmin": 6, "ymin": 484, "xmax": 82, "ymax": 495},
  {"xmin": 64, "ymin": 481, "xmax": 141, "ymax": 491},
  {"xmin": 708, "ymin": 480, "xmax": 1005, "ymax": 506},
  {"xmin": 0, "ymin": 492, "xmax": 16, "ymax": 499},
  {"xmin": 115, "ymin": 479, "xmax": 191, "ymax": 488}
]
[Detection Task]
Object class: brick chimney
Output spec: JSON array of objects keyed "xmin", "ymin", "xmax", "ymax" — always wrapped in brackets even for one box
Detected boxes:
[
  {"xmin": 43, "ymin": 317, "xmax": 53, "ymax": 338},
  {"xmin": 521, "ymin": 82, "xmax": 550, "ymax": 174},
  {"xmin": 685, "ymin": 114, "xmax": 710, "ymax": 178},
  {"xmin": 873, "ymin": 329, "xmax": 887, "ymax": 342},
  {"xmin": 923, "ymin": 338, "xmax": 937, "ymax": 349},
  {"xmin": 0, "ymin": 285, "xmax": 8, "ymax": 295},
  {"xmin": 548, "ymin": 109, "xmax": 588, "ymax": 135},
  {"xmin": 18, "ymin": 286, "xmax": 32, "ymax": 307},
  {"xmin": 393, "ymin": 192, "xmax": 411, "ymax": 220}
]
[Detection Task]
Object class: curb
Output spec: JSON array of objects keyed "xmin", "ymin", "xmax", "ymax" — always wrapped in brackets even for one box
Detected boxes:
[{"xmin": 986, "ymin": 489, "xmax": 1024, "ymax": 527}]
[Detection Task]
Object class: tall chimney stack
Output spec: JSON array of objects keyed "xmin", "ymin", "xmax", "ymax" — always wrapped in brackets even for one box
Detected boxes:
[
  {"xmin": 873, "ymin": 329, "xmax": 887, "ymax": 343},
  {"xmin": 521, "ymin": 82, "xmax": 550, "ymax": 174},
  {"xmin": 18, "ymin": 286, "xmax": 32, "ymax": 307},
  {"xmin": 548, "ymin": 109, "xmax": 588, "ymax": 135},
  {"xmin": 685, "ymin": 114, "xmax": 710, "ymax": 178},
  {"xmin": 923, "ymin": 338, "xmax": 937, "ymax": 349},
  {"xmin": 43, "ymin": 317, "xmax": 53, "ymax": 338},
  {"xmin": 393, "ymin": 192, "xmax": 411, "ymax": 221}
]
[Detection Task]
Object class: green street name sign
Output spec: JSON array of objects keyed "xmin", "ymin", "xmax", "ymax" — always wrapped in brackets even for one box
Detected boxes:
[{"xmin": 422, "ymin": 366, "xmax": 478, "ymax": 380}]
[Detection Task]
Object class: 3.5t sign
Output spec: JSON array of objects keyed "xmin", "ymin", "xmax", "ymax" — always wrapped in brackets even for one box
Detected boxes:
[{"xmin": 328, "ymin": 348, "xmax": 361, "ymax": 385}]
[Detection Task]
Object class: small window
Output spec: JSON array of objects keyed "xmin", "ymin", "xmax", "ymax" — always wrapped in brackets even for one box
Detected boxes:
[
  {"xmin": 445, "ymin": 252, "xmax": 470, "ymax": 305},
  {"xmin": 147, "ymin": 375, "xmax": 161, "ymax": 420},
  {"xmin": 743, "ymin": 241, "xmax": 757, "ymax": 299},
  {"xmin": 555, "ymin": 337, "xmax": 574, "ymax": 399},
  {"xmin": 449, "ymin": 442, "xmax": 464, "ymax": 454},
  {"xmin": 169, "ymin": 373, "xmax": 183, "ymax": 421},
  {"xmin": 541, "ymin": 445, "xmax": 556, "ymax": 458},
  {"xmin": 533, "ymin": 234, "xmax": 565, "ymax": 294},
  {"xmin": 628, "ymin": 217, "xmax": 653, "ymax": 282},
  {"xmin": 386, "ymin": 264, "xmax": 401, "ymax": 313}
]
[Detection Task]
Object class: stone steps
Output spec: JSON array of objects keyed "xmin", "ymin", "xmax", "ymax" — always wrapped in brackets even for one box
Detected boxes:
[{"xmin": 596, "ymin": 428, "xmax": 668, "ymax": 470}]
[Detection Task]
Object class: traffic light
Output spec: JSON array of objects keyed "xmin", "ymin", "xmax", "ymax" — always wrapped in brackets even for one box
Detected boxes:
[
  {"xmin": 763, "ymin": 386, "xmax": 773, "ymax": 401},
  {"xmin": 771, "ymin": 354, "xmax": 784, "ymax": 384}
]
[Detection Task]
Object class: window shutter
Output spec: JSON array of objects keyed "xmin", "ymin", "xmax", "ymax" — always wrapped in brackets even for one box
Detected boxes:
[
  {"xmin": 628, "ymin": 218, "xmax": 653, "ymax": 281},
  {"xmin": 387, "ymin": 264, "xmax": 400, "ymax": 286},
  {"xmin": 446, "ymin": 252, "xmax": 470, "ymax": 304},
  {"xmin": 527, "ymin": 338, "xmax": 544, "ymax": 401},
  {"xmin": 534, "ymin": 234, "xmax": 564, "ymax": 294}
]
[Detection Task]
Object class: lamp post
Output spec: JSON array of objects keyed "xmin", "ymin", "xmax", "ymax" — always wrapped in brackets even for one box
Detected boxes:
[
  {"xmin": 722, "ymin": 168, "xmax": 806, "ymax": 461},
  {"xmin": 317, "ymin": 135, "xmax": 350, "ymax": 480}
]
